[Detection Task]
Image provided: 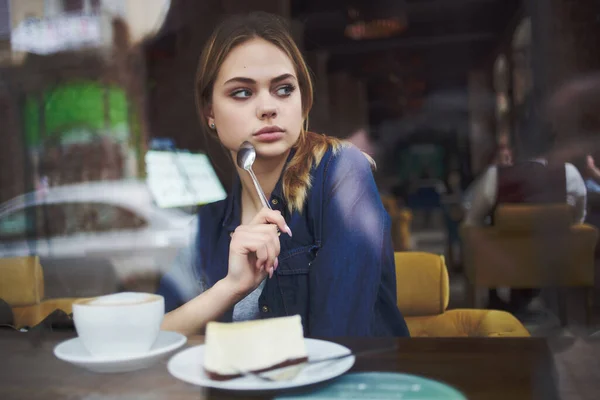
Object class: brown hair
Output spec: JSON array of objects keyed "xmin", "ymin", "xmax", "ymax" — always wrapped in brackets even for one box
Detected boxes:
[{"xmin": 195, "ymin": 12, "xmax": 349, "ymax": 213}]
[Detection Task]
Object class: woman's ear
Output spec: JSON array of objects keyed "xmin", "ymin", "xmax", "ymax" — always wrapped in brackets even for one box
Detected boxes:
[{"xmin": 204, "ymin": 104, "xmax": 215, "ymax": 127}]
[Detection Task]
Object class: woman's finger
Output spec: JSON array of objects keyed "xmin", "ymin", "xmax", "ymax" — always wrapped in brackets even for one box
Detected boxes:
[
  {"xmin": 254, "ymin": 235, "xmax": 279, "ymax": 273},
  {"xmin": 230, "ymin": 230, "xmax": 266, "ymax": 251},
  {"xmin": 235, "ymin": 225, "xmax": 281, "ymax": 260},
  {"xmin": 231, "ymin": 231, "xmax": 277, "ymax": 274},
  {"xmin": 236, "ymin": 224, "xmax": 280, "ymax": 236},
  {"xmin": 253, "ymin": 240, "xmax": 271, "ymax": 271},
  {"xmin": 251, "ymin": 228, "xmax": 280, "ymax": 277},
  {"xmin": 263, "ymin": 239, "xmax": 277, "ymax": 271},
  {"xmin": 249, "ymin": 208, "xmax": 292, "ymax": 237}
]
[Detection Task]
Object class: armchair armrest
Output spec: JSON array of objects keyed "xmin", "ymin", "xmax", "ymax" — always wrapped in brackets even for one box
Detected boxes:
[
  {"xmin": 12, "ymin": 298, "xmax": 85, "ymax": 329},
  {"xmin": 405, "ymin": 309, "xmax": 530, "ymax": 337},
  {"xmin": 571, "ymin": 223, "xmax": 599, "ymax": 242}
]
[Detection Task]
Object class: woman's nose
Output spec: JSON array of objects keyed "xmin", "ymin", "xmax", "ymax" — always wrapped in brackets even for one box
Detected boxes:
[
  {"xmin": 257, "ymin": 98, "xmax": 278, "ymax": 119},
  {"xmin": 260, "ymin": 108, "xmax": 277, "ymax": 119}
]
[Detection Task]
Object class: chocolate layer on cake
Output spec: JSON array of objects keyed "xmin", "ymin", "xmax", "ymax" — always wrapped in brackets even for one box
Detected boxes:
[{"xmin": 205, "ymin": 356, "xmax": 309, "ymax": 381}]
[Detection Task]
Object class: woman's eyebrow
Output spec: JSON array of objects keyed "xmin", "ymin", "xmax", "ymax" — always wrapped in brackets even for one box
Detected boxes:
[
  {"xmin": 271, "ymin": 73, "xmax": 296, "ymax": 84},
  {"xmin": 223, "ymin": 73, "xmax": 295, "ymax": 86}
]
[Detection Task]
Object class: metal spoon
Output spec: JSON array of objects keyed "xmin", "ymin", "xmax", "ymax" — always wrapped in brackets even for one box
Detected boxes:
[
  {"xmin": 236, "ymin": 142, "xmax": 281, "ymax": 277},
  {"xmin": 236, "ymin": 141, "xmax": 272, "ymax": 210},
  {"xmin": 233, "ymin": 344, "xmax": 400, "ymax": 382}
]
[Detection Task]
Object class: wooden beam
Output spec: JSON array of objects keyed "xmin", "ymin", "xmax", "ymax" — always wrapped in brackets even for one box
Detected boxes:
[{"xmin": 324, "ymin": 32, "xmax": 496, "ymax": 55}]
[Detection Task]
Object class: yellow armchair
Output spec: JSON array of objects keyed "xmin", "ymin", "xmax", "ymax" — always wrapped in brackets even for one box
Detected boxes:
[
  {"xmin": 0, "ymin": 256, "xmax": 85, "ymax": 329},
  {"xmin": 395, "ymin": 251, "xmax": 530, "ymax": 337},
  {"xmin": 460, "ymin": 204, "xmax": 597, "ymax": 324}
]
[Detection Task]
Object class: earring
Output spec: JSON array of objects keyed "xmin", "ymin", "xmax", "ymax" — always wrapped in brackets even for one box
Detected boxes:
[{"xmin": 209, "ymin": 122, "xmax": 216, "ymax": 130}]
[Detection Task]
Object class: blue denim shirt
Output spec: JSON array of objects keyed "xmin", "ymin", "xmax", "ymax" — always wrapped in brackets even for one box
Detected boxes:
[{"xmin": 158, "ymin": 145, "xmax": 410, "ymax": 337}]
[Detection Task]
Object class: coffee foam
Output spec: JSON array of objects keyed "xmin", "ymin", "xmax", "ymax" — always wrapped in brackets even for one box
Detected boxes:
[{"xmin": 79, "ymin": 292, "xmax": 159, "ymax": 306}]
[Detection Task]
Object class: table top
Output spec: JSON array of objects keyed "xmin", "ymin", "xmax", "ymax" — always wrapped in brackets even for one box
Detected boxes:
[{"xmin": 0, "ymin": 330, "xmax": 560, "ymax": 400}]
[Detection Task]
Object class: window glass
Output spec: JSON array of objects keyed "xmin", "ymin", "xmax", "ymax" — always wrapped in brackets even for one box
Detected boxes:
[
  {"xmin": 64, "ymin": 202, "xmax": 147, "ymax": 234},
  {"xmin": 0, "ymin": 204, "xmax": 68, "ymax": 240}
]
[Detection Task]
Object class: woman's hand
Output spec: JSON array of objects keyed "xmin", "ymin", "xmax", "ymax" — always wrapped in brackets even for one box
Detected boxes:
[
  {"xmin": 224, "ymin": 208, "xmax": 292, "ymax": 297},
  {"xmin": 587, "ymin": 155, "xmax": 596, "ymax": 171}
]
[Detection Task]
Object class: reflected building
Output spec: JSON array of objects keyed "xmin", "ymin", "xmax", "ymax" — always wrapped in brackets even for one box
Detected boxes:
[{"xmin": 0, "ymin": 0, "xmax": 170, "ymax": 203}]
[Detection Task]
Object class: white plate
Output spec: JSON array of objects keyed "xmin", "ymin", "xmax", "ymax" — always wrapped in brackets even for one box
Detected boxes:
[
  {"xmin": 167, "ymin": 338, "xmax": 355, "ymax": 391},
  {"xmin": 54, "ymin": 330, "xmax": 187, "ymax": 373}
]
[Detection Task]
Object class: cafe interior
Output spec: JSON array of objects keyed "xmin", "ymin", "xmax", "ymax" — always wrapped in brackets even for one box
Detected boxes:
[{"xmin": 1, "ymin": 0, "xmax": 600, "ymax": 398}]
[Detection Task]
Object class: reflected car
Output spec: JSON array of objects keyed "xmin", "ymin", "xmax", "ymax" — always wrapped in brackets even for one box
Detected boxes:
[{"xmin": 0, "ymin": 180, "xmax": 195, "ymax": 298}]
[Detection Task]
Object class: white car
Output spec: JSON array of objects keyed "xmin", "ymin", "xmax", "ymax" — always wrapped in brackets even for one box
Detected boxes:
[{"xmin": 0, "ymin": 180, "xmax": 195, "ymax": 298}]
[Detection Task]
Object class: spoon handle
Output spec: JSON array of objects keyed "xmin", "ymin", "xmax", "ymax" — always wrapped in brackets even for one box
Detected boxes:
[
  {"xmin": 246, "ymin": 168, "xmax": 271, "ymax": 209},
  {"xmin": 307, "ymin": 344, "xmax": 399, "ymax": 364}
]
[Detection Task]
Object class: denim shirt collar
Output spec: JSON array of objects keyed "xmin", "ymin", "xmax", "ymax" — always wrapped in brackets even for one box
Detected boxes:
[{"xmin": 222, "ymin": 148, "xmax": 295, "ymax": 232}]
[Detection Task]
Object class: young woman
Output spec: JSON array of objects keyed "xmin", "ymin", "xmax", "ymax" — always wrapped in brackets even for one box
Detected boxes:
[{"xmin": 157, "ymin": 12, "xmax": 409, "ymax": 337}]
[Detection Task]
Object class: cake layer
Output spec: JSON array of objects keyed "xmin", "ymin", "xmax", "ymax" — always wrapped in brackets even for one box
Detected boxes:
[
  {"xmin": 203, "ymin": 315, "xmax": 307, "ymax": 380},
  {"xmin": 204, "ymin": 356, "xmax": 308, "ymax": 381}
]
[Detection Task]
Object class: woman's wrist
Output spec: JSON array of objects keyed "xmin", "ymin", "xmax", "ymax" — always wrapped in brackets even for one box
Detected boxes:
[
  {"xmin": 162, "ymin": 278, "xmax": 246, "ymax": 336},
  {"xmin": 216, "ymin": 276, "xmax": 249, "ymax": 303}
]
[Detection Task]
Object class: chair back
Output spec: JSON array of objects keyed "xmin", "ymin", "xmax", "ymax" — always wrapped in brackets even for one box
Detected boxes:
[
  {"xmin": 395, "ymin": 252, "xmax": 449, "ymax": 316},
  {"xmin": 0, "ymin": 256, "xmax": 44, "ymax": 306},
  {"xmin": 494, "ymin": 204, "xmax": 572, "ymax": 232},
  {"xmin": 461, "ymin": 204, "xmax": 597, "ymax": 287}
]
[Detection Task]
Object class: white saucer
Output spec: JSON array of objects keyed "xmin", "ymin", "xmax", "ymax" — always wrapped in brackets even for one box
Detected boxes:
[
  {"xmin": 54, "ymin": 330, "xmax": 187, "ymax": 373},
  {"xmin": 167, "ymin": 338, "xmax": 355, "ymax": 391}
]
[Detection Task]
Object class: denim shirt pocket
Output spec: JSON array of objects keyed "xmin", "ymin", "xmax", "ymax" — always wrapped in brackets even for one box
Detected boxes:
[{"xmin": 273, "ymin": 244, "xmax": 318, "ymax": 331}]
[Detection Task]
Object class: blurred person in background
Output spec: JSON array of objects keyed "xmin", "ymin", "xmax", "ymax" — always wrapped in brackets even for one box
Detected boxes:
[
  {"xmin": 346, "ymin": 127, "xmax": 377, "ymax": 158},
  {"xmin": 462, "ymin": 141, "xmax": 513, "ymax": 214},
  {"xmin": 464, "ymin": 102, "xmax": 587, "ymax": 313},
  {"xmin": 545, "ymin": 73, "xmax": 600, "ymax": 239},
  {"xmin": 464, "ymin": 102, "xmax": 586, "ymax": 227},
  {"xmin": 545, "ymin": 73, "xmax": 600, "ymax": 166},
  {"xmin": 583, "ymin": 154, "xmax": 600, "ymax": 194}
]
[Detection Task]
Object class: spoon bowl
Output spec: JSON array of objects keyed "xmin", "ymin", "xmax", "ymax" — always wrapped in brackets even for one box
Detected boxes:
[
  {"xmin": 236, "ymin": 141, "xmax": 271, "ymax": 209},
  {"xmin": 236, "ymin": 141, "xmax": 256, "ymax": 172}
]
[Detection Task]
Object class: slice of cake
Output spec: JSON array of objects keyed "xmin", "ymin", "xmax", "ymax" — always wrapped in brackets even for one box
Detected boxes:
[{"xmin": 203, "ymin": 315, "xmax": 308, "ymax": 380}]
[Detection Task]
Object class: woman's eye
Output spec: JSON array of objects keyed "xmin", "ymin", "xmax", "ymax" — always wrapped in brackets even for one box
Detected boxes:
[
  {"xmin": 276, "ymin": 84, "xmax": 295, "ymax": 97},
  {"xmin": 231, "ymin": 89, "xmax": 252, "ymax": 99}
]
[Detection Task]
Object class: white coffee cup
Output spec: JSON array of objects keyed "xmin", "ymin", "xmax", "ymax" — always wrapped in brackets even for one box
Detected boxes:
[{"xmin": 72, "ymin": 292, "xmax": 165, "ymax": 358}]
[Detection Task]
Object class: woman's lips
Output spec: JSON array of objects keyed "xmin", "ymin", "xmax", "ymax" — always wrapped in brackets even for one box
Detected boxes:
[{"xmin": 253, "ymin": 129, "xmax": 284, "ymax": 142}]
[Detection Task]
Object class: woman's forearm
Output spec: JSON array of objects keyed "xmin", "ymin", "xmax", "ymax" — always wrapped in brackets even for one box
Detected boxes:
[{"xmin": 160, "ymin": 278, "xmax": 243, "ymax": 336}]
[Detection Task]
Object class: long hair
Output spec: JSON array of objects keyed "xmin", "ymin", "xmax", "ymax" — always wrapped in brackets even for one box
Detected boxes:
[{"xmin": 195, "ymin": 12, "xmax": 352, "ymax": 213}]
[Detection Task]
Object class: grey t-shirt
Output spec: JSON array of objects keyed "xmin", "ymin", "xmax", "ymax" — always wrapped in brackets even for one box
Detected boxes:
[{"xmin": 232, "ymin": 280, "xmax": 265, "ymax": 322}]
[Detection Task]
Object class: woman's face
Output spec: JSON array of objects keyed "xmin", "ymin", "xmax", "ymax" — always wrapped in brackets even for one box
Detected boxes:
[
  {"xmin": 497, "ymin": 147, "xmax": 513, "ymax": 166},
  {"xmin": 208, "ymin": 38, "xmax": 303, "ymax": 160}
]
